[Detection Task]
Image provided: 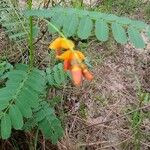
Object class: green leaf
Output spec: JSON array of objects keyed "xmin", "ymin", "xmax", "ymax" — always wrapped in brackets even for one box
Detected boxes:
[
  {"xmin": 77, "ymin": 16, "xmax": 93, "ymax": 39},
  {"xmin": 111, "ymin": 22, "xmax": 127, "ymax": 44},
  {"xmin": 128, "ymin": 26, "xmax": 145, "ymax": 48},
  {"xmin": 117, "ymin": 17, "xmax": 132, "ymax": 25},
  {"xmin": 9, "ymin": 32, "xmax": 27, "ymax": 40},
  {"xmin": 0, "ymin": 100, "xmax": 9, "ymax": 111},
  {"xmin": 24, "ymin": 9, "xmax": 54, "ymax": 18},
  {"xmin": 1, "ymin": 114, "xmax": 12, "ymax": 139},
  {"xmin": 53, "ymin": 66, "xmax": 61, "ymax": 85},
  {"xmin": 131, "ymin": 20, "xmax": 148, "ymax": 30},
  {"xmin": 47, "ymin": 74, "xmax": 54, "ymax": 85},
  {"xmin": 35, "ymin": 101, "xmax": 63, "ymax": 144},
  {"xmin": 35, "ymin": 109, "xmax": 46, "ymax": 122},
  {"xmin": 57, "ymin": 63, "xmax": 66, "ymax": 84},
  {"xmin": 16, "ymin": 100, "xmax": 32, "ymax": 118},
  {"xmin": 63, "ymin": 14, "xmax": 79, "ymax": 37},
  {"xmin": 0, "ymin": 88, "xmax": 13, "ymax": 102},
  {"xmin": 18, "ymin": 88, "xmax": 39, "ymax": 108},
  {"xmin": 9, "ymin": 105, "xmax": 23, "ymax": 129},
  {"xmin": 48, "ymin": 13, "xmax": 65, "ymax": 33},
  {"xmin": 95, "ymin": 19, "xmax": 109, "ymax": 41}
]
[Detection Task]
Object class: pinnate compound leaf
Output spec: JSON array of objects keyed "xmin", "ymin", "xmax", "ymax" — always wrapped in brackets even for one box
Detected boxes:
[
  {"xmin": 1, "ymin": 114, "xmax": 12, "ymax": 139},
  {"xmin": 111, "ymin": 22, "xmax": 127, "ymax": 44},
  {"xmin": 128, "ymin": 26, "xmax": 145, "ymax": 48},
  {"xmin": 95, "ymin": 19, "xmax": 109, "ymax": 41},
  {"xmin": 77, "ymin": 16, "xmax": 93, "ymax": 39},
  {"xmin": 0, "ymin": 64, "xmax": 46, "ymax": 139}
]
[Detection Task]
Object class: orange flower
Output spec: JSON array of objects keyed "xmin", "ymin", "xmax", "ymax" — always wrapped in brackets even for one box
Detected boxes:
[
  {"xmin": 49, "ymin": 37, "xmax": 94, "ymax": 86},
  {"xmin": 71, "ymin": 64, "xmax": 82, "ymax": 86},
  {"xmin": 49, "ymin": 37, "xmax": 75, "ymax": 55},
  {"xmin": 56, "ymin": 50, "xmax": 85, "ymax": 71},
  {"xmin": 56, "ymin": 50, "xmax": 85, "ymax": 62}
]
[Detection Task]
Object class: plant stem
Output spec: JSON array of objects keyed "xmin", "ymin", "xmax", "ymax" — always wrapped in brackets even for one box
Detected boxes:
[
  {"xmin": 34, "ymin": 128, "xmax": 39, "ymax": 150},
  {"xmin": 28, "ymin": 0, "xmax": 34, "ymax": 67}
]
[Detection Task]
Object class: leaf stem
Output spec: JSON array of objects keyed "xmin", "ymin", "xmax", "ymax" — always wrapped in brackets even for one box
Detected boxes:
[{"xmin": 44, "ymin": 19, "xmax": 66, "ymax": 38}]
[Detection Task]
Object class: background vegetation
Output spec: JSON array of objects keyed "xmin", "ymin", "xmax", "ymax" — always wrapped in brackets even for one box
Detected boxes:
[{"xmin": 0, "ymin": 0, "xmax": 150, "ymax": 149}]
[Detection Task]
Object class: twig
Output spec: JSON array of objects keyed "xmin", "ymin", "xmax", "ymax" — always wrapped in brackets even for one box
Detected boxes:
[{"xmin": 33, "ymin": 29, "xmax": 48, "ymax": 45}]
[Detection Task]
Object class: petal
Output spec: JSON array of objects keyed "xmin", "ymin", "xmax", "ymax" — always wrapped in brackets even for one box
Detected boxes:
[
  {"xmin": 73, "ymin": 51, "xmax": 85, "ymax": 61},
  {"xmin": 82, "ymin": 69, "xmax": 93, "ymax": 81},
  {"xmin": 49, "ymin": 37, "xmax": 62, "ymax": 50},
  {"xmin": 61, "ymin": 38, "xmax": 75, "ymax": 50},
  {"xmin": 71, "ymin": 65, "xmax": 82, "ymax": 86},
  {"xmin": 64, "ymin": 59, "xmax": 71, "ymax": 70},
  {"xmin": 56, "ymin": 50, "xmax": 72, "ymax": 60},
  {"xmin": 49, "ymin": 38, "xmax": 75, "ymax": 50}
]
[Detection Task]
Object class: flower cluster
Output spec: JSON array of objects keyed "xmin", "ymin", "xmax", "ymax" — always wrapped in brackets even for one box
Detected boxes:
[{"xmin": 49, "ymin": 37, "xmax": 93, "ymax": 86}]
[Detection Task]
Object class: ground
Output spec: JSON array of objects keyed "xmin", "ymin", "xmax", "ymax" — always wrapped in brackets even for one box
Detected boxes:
[{"xmin": 0, "ymin": 0, "xmax": 150, "ymax": 150}]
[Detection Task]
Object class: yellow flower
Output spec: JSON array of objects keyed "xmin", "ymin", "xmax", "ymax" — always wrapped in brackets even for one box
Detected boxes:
[{"xmin": 49, "ymin": 37, "xmax": 75, "ymax": 51}]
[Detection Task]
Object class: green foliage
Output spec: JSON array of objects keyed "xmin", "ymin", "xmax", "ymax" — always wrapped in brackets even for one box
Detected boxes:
[
  {"xmin": 77, "ymin": 16, "xmax": 93, "ymax": 39},
  {"xmin": 128, "ymin": 26, "xmax": 145, "ymax": 48},
  {"xmin": 0, "ymin": 63, "xmax": 64, "ymax": 143},
  {"xmin": 24, "ymin": 101, "xmax": 63, "ymax": 144},
  {"xmin": 131, "ymin": 110, "xmax": 141, "ymax": 150},
  {"xmin": 63, "ymin": 14, "xmax": 79, "ymax": 37},
  {"xmin": 46, "ymin": 63, "xmax": 69, "ymax": 87},
  {"xmin": 0, "ymin": 61, "xmax": 13, "ymax": 80},
  {"xmin": 37, "ymin": 101, "xmax": 63, "ymax": 144},
  {"xmin": 0, "ymin": 64, "xmax": 45, "ymax": 138},
  {"xmin": 95, "ymin": 20, "xmax": 109, "ymax": 41},
  {"xmin": 111, "ymin": 22, "xmax": 127, "ymax": 44},
  {"xmin": 0, "ymin": 0, "xmax": 28, "ymax": 51},
  {"xmin": 24, "ymin": 7, "xmax": 150, "ymax": 48}
]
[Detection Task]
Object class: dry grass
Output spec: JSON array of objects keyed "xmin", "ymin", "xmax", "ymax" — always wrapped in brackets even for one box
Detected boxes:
[{"xmin": 57, "ymin": 39, "xmax": 150, "ymax": 150}]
